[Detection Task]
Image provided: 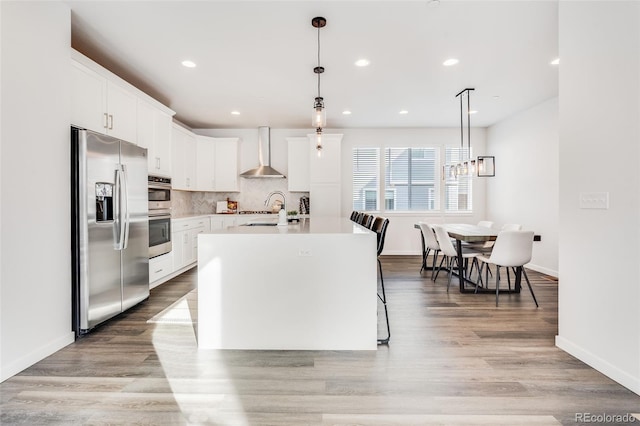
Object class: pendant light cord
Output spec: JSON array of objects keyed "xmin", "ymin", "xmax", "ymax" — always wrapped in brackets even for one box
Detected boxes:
[{"xmin": 317, "ymin": 24, "xmax": 321, "ymax": 99}]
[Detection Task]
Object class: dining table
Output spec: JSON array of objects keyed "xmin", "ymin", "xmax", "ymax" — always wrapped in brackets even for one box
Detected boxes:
[{"xmin": 415, "ymin": 223, "xmax": 523, "ymax": 294}]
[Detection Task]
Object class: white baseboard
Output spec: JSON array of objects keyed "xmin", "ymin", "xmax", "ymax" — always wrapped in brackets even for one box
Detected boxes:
[
  {"xmin": 556, "ymin": 335, "xmax": 640, "ymax": 396},
  {"xmin": 1, "ymin": 332, "xmax": 75, "ymax": 382},
  {"xmin": 525, "ymin": 263, "xmax": 558, "ymax": 278}
]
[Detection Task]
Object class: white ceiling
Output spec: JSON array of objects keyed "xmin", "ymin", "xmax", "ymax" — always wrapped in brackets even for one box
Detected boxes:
[{"xmin": 67, "ymin": 0, "xmax": 559, "ymax": 130}]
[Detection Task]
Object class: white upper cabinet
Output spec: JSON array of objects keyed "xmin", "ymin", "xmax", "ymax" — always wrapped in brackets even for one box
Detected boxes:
[
  {"xmin": 105, "ymin": 81, "xmax": 137, "ymax": 142},
  {"xmin": 214, "ymin": 138, "xmax": 239, "ymax": 192},
  {"xmin": 70, "ymin": 60, "xmax": 137, "ymax": 143},
  {"xmin": 172, "ymin": 124, "xmax": 197, "ymax": 191},
  {"xmin": 196, "ymin": 136, "xmax": 216, "ymax": 192},
  {"xmin": 70, "ymin": 60, "xmax": 106, "ymax": 133},
  {"xmin": 71, "ymin": 49, "xmax": 175, "ymax": 150},
  {"xmin": 138, "ymin": 99, "xmax": 172, "ymax": 176},
  {"xmin": 194, "ymin": 135, "xmax": 239, "ymax": 192},
  {"xmin": 287, "ymin": 137, "xmax": 311, "ymax": 192}
]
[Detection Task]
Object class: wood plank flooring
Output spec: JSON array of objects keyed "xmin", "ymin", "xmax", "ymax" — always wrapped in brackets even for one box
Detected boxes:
[{"xmin": 2, "ymin": 255, "xmax": 639, "ymax": 425}]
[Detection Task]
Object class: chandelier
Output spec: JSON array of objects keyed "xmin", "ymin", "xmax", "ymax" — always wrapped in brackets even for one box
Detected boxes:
[{"xmin": 447, "ymin": 88, "xmax": 495, "ymax": 178}]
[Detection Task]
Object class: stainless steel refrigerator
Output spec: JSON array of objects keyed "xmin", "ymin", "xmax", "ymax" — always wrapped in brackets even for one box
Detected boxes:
[{"xmin": 71, "ymin": 127, "xmax": 149, "ymax": 336}]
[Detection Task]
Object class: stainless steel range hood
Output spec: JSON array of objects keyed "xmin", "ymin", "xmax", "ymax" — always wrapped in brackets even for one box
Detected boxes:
[{"xmin": 240, "ymin": 127, "xmax": 286, "ymax": 178}]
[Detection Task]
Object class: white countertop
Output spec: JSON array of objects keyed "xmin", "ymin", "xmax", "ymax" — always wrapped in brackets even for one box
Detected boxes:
[
  {"xmin": 206, "ymin": 217, "xmax": 371, "ymax": 235},
  {"xmin": 171, "ymin": 212, "xmax": 278, "ymax": 220}
]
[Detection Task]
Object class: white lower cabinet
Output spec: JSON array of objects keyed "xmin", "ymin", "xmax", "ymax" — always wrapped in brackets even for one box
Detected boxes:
[
  {"xmin": 171, "ymin": 216, "xmax": 210, "ymax": 272},
  {"xmin": 149, "ymin": 252, "xmax": 174, "ymax": 288}
]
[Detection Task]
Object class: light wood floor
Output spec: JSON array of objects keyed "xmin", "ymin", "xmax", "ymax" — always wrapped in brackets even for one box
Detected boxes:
[{"xmin": 2, "ymin": 256, "xmax": 639, "ymax": 425}]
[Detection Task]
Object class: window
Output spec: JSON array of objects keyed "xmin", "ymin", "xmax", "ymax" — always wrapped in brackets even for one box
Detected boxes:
[
  {"xmin": 351, "ymin": 145, "xmax": 472, "ymax": 214},
  {"xmin": 352, "ymin": 148, "xmax": 379, "ymax": 211},
  {"xmin": 444, "ymin": 147, "xmax": 472, "ymax": 212},
  {"xmin": 384, "ymin": 148, "xmax": 437, "ymax": 211}
]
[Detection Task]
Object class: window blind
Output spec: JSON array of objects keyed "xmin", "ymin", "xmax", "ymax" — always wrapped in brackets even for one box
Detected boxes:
[
  {"xmin": 384, "ymin": 148, "xmax": 437, "ymax": 211},
  {"xmin": 352, "ymin": 148, "xmax": 380, "ymax": 211}
]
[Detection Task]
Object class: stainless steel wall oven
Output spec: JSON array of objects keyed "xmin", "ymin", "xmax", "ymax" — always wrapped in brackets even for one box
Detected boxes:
[{"xmin": 148, "ymin": 176, "xmax": 172, "ymax": 258}]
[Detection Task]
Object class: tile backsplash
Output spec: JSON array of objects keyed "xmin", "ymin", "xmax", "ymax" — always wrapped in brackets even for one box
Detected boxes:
[{"xmin": 171, "ymin": 178, "xmax": 309, "ymax": 216}]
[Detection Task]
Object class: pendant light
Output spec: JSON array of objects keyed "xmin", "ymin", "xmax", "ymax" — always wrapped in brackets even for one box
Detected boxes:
[
  {"xmin": 447, "ymin": 88, "xmax": 495, "ymax": 178},
  {"xmin": 456, "ymin": 88, "xmax": 474, "ymax": 177},
  {"xmin": 312, "ymin": 16, "xmax": 326, "ymax": 155}
]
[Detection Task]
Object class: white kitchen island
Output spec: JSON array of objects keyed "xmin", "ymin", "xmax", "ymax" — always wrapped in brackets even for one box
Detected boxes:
[{"xmin": 197, "ymin": 217, "xmax": 378, "ymax": 350}]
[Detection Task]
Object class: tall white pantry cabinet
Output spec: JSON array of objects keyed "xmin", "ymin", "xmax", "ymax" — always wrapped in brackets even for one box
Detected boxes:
[{"xmin": 310, "ymin": 134, "xmax": 343, "ymax": 217}]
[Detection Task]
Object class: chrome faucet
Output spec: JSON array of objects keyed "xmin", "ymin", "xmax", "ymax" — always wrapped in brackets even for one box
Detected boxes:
[{"xmin": 264, "ymin": 190, "xmax": 286, "ymax": 213}]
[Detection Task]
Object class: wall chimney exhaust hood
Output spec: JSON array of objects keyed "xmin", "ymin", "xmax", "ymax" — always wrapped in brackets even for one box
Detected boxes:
[{"xmin": 240, "ymin": 127, "xmax": 286, "ymax": 178}]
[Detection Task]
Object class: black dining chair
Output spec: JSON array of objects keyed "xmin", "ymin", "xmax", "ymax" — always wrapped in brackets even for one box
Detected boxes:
[
  {"xmin": 370, "ymin": 216, "xmax": 390, "ymax": 344},
  {"xmin": 350, "ymin": 211, "xmax": 359, "ymax": 221},
  {"xmin": 360, "ymin": 213, "xmax": 373, "ymax": 228}
]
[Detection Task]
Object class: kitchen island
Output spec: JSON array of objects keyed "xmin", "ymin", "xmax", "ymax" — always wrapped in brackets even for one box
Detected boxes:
[{"xmin": 197, "ymin": 217, "xmax": 378, "ymax": 350}]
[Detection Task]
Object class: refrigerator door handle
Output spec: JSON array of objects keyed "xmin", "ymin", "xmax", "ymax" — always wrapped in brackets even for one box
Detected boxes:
[
  {"xmin": 121, "ymin": 164, "xmax": 130, "ymax": 250},
  {"xmin": 114, "ymin": 166, "xmax": 126, "ymax": 250}
]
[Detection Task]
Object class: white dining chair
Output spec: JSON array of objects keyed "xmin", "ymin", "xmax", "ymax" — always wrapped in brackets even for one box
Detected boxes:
[
  {"xmin": 418, "ymin": 222, "xmax": 441, "ymax": 280},
  {"xmin": 476, "ymin": 230, "xmax": 538, "ymax": 307},
  {"xmin": 432, "ymin": 225, "xmax": 481, "ymax": 292}
]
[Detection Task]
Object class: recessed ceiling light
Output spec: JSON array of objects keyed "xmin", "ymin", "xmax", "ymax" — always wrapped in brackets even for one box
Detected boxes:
[
  {"xmin": 551, "ymin": 58, "xmax": 560, "ymax": 65},
  {"xmin": 443, "ymin": 58, "xmax": 459, "ymax": 66},
  {"xmin": 399, "ymin": 110, "xmax": 409, "ymax": 115},
  {"xmin": 427, "ymin": 0, "xmax": 441, "ymax": 7},
  {"xmin": 231, "ymin": 111, "xmax": 240, "ymax": 115},
  {"xmin": 181, "ymin": 60, "xmax": 196, "ymax": 68},
  {"xmin": 355, "ymin": 59, "xmax": 370, "ymax": 67},
  {"xmin": 342, "ymin": 110, "xmax": 352, "ymax": 115}
]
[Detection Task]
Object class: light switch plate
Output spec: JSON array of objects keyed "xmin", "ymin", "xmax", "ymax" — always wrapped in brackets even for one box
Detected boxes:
[{"xmin": 579, "ymin": 192, "xmax": 609, "ymax": 209}]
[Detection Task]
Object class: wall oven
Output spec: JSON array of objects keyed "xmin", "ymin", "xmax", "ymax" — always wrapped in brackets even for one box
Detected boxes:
[{"xmin": 148, "ymin": 176, "xmax": 172, "ymax": 258}]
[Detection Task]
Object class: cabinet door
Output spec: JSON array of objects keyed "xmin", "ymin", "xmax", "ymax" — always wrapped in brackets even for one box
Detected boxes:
[
  {"xmin": 70, "ymin": 61, "xmax": 107, "ymax": 133},
  {"xmin": 149, "ymin": 252, "xmax": 174, "ymax": 286},
  {"xmin": 287, "ymin": 137, "xmax": 311, "ymax": 192},
  {"xmin": 190, "ymin": 226, "xmax": 205, "ymax": 264},
  {"xmin": 214, "ymin": 138, "xmax": 239, "ymax": 192},
  {"xmin": 196, "ymin": 136, "xmax": 216, "ymax": 191},
  {"xmin": 308, "ymin": 134, "xmax": 343, "ymax": 218},
  {"xmin": 210, "ymin": 217, "xmax": 225, "ymax": 230},
  {"xmin": 171, "ymin": 230, "xmax": 185, "ymax": 271},
  {"xmin": 309, "ymin": 134, "xmax": 341, "ymax": 184},
  {"xmin": 154, "ymin": 111, "xmax": 172, "ymax": 176},
  {"xmin": 106, "ymin": 81, "xmax": 138, "ymax": 143},
  {"xmin": 309, "ymin": 183, "xmax": 341, "ymax": 217},
  {"xmin": 171, "ymin": 126, "xmax": 188, "ymax": 190},
  {"xmin": 184, "ymin": 133, "xmax": 197, "ymax": 190},
  {"xmin": 137, "ymin": 100, "xmax": 155, "ymax": 164}
]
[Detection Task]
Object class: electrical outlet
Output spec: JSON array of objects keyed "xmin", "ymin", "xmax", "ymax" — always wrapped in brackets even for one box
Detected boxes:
[
  {"xmin": 579, "ymin": 192, "xmax": 609, "ymax": 209},
  {"xmin": 298, "ymin": 249, "xmax": 312, "ymax": 257}
]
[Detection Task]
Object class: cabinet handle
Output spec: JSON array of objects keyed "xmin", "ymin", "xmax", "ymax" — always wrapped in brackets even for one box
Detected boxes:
[
  {"xmin": 156, "ymin": 157, "xmax": 160, "ymax": 169},
  {"xmin": 103, "ymin": 113, "xmax": 109, "ymax": 129},
  {"xmin": 108, "ymin": 114, "xmax": 114, "ymax": 130},
  {"xmin": 154, "ymin": 268, "xmax": 163, "ymax": 274}
]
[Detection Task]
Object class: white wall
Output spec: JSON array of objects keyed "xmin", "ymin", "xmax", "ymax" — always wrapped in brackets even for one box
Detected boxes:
[
  {"xmin": 557, "ymin": 1, "xmax": 640, "ymax": 395},
  {"xmin": 197, "ymin": 127, "xmax": 488, "ymax": 255},
  {"xmin": 486, "ymin": 97, "xmax": 559, "ymax": 276},
  {"xmin": 0, "ymin": 2, "xmax": 74, "ymax": 381}
]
